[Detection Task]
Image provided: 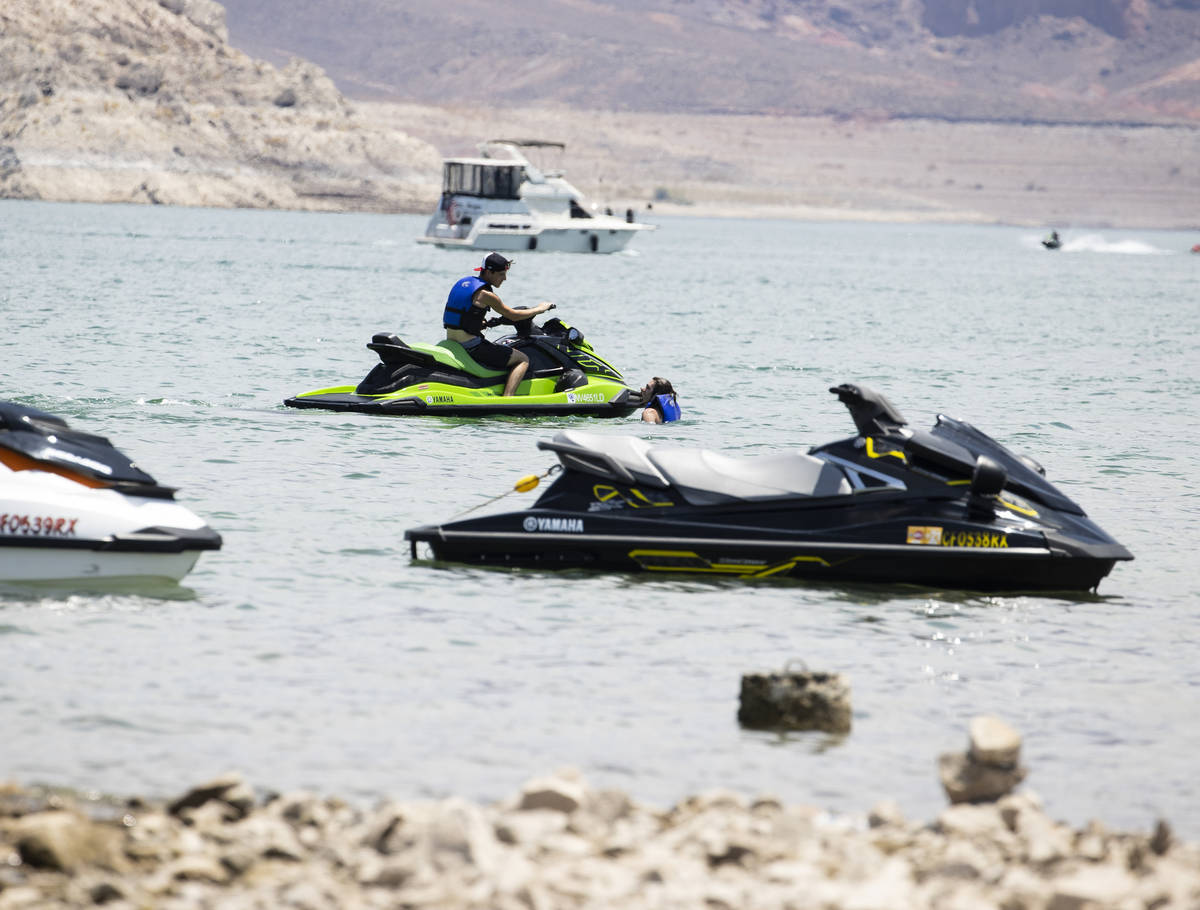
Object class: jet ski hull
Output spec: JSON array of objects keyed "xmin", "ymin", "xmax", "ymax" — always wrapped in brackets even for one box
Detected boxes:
[
  {"xmin": 284, "ymin": 317, "xmax": 641, "ymax": 418},
  {"xmin": 1, "ymin": 401, "xmax": 222, "ymax": 584},
  {"xmin": 0, "ymin": 545, "xmax": 208, "ymax": 584},
  {"xmin": 284, "ymin": 386, "xmax": 637, "ymax": 417},
  {"xmin": 406, "ymin": 508, "xmax": 1128, "ymax": 593},
  {"xmin": 0, "ymin": 475, "xmax": 222, "ymax": 583},
  {"xmin": 404, "ymin": 384, "xmax": 1132, "ymax": 593}
]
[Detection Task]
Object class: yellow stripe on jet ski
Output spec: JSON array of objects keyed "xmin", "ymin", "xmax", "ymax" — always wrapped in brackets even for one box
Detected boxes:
[
  {"xmin": 751, "ymin": 555, "xmax": 834, "ymax": 577},
  {"xmin": 627, "ymin": 549, "xmax": 833, "ymax": 576},
  {"xmin": 945, "ymin": 480, "xmax": 1040, "ymax": 517},
  {"xmin": 998, "ymin": 497, "xmax": 1039, "ymax": 518},
  {"xmin": 594, "ymin": 485, "xmax": 674, "ymax": 508},
  {"xmin": 865, "ymin": 438, "xmax": 907, "ymax": 462},
  {"xmin": 629, "ymin": 549, "xmax": 760, "ymax": 573}
]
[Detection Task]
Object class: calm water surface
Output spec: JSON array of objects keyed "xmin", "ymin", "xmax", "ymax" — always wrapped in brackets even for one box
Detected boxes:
[{"xmin": 1, "ymin": 200, "xmax": 1198, "ymax": 836}]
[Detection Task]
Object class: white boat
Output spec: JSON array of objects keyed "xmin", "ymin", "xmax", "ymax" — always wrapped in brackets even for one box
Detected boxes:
[
  {"xmin": 1, "ymin": 401, "xmax": 222, "ymax": 584},
  {"xmin": 416, "ymin": 139, "xmax": 655, "ymax": 254}
]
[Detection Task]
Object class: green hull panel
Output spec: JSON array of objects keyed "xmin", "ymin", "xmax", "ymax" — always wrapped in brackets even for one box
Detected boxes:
[{"xmin": 285, "ymin": 377, "xmax": 639, "ymax": 418}]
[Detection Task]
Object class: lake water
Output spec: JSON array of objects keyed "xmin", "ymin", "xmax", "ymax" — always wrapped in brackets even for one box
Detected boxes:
[{"xmin": 2, "ymin": 200, "xmax": 1198, "ymax": 838}]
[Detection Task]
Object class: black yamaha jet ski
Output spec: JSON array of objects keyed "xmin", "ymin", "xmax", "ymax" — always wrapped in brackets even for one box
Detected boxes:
[
  {"xmin": 405, "ymin": 384, "xmax": 1133, "ymax": 593},
  {"xmin": 284, "ymin": 310, "xmax": 639, "ymax": 418}
]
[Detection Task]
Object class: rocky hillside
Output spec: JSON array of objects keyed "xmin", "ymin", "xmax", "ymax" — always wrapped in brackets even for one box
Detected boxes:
[
  {"xmin": 220, "ymin": 0, "xmax": 1200, "ymax": 124},
  {"xmin": 0, "ymin": 0, "xmax": 439, "ymax": 210}
]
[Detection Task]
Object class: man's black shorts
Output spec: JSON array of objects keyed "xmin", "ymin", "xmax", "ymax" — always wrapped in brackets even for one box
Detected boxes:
[{"xmin": 462, "ymin": 337, "xmax": 513, "ymax": 370}]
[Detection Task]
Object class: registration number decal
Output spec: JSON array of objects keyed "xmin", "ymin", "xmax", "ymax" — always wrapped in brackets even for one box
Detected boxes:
[
  {"xmin": 907, "ymin": 526, "xmax": 1008, "ymax": 548},
  {"xmin": 0, "ymin": 514, "xmax": 80, "ymax": 537},
  {"xmin": 942, "ymin": 531, "xmax": 1008, "ymax": 549}
]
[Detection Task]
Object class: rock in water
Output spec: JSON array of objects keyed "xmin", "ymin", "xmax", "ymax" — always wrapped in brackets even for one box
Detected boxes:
[
  {"xmin": 737, "ymin": 668, "xmax": 852, "ymax": 733},
  {"xmin": 939, "ymin": 714, "xmax": 1028, "ymax": 803}
]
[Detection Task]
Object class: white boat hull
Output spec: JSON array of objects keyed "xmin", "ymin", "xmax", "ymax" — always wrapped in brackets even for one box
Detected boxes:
[
  {"xmin": 0, "ymin": 547, "xmax": 202, "ymax": 583},
  {"xmin": 418, "ymin": 225, "xmax": 647, "ymax": 254},
  {"xmin": 0, "ymin": 469, "xmax": 219, "ymax": 584}
]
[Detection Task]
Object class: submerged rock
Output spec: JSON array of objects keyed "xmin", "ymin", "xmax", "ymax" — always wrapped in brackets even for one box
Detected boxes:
[
  {"xmin": 737, "ymin": 668, "xmax": 852, "ymax": 733},
  {"xmin": 939, "ymin": 714, "xmax": 1028, "ymax": 804}
]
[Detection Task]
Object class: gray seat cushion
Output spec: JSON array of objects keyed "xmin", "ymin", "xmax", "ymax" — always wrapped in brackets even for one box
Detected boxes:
[
  {"xmin": 548, "ymin": 431, "xmax": 850, "ymax": 505},
  {"xmin": 551, "ymin": 430, "xmax": 668, "ymax": 486},
  {"xmin": 646, "ymin": 448, "xmax": 852, "ymax": 506}
]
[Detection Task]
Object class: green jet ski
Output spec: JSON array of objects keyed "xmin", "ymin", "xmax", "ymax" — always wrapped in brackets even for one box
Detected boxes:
[{"xmin": 284, "ymin": 309, "xmax": 641, "ymax": 417}]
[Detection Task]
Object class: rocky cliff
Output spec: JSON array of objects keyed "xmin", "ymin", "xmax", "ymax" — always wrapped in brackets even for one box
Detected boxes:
[{"xmin": 0, "ymin": 0, "xmax": 440, "ymax": 211}]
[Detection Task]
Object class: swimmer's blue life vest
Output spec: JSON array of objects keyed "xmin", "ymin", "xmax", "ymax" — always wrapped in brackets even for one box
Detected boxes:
[
  {"xmin": 443, "ymin": 276, "xmax": 487, "ymax": 334},
  {"xmin": 653, "ymin": 394, "xmax": 681, "ymax": 422}
]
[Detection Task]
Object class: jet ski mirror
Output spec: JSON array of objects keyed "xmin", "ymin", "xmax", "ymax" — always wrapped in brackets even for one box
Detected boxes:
[
  {"xmin": 968, "ymin": 455, "xmax": 1007, "ymax": 518},
  {"xmin": 1016, "ymin": 453, "xmax": 1046, "ymax": 477}
]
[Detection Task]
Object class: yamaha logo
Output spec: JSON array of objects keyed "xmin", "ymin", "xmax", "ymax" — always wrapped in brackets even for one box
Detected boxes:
[{"xmin": 522, "ymin": 516, "xmax": 584, "ymax": 533}]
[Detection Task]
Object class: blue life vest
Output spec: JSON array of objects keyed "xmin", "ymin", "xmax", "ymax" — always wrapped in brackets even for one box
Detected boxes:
[
  {"xmin": 443, "ymin": 276, "xmax": 487, "ymax": 334},
  {"xmin": 653, "ymin": 393, "xmax": 681, "ymax": 422}
]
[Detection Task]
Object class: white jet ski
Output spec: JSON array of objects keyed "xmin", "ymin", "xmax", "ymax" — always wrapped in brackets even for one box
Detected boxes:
[{"xmin": 0, "ymin": 401, "xmax": 221, "ymax": 584}]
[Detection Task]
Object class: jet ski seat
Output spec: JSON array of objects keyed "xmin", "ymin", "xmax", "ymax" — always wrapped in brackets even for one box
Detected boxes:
[
  {"xmin": 434, "ymin": 340, "xmax": 508, "ymax": 378},
  {"xmin": 540, "ymin": 431, "xmax": 668, "ymax": 487},
  {"xmin": 646, "ymin": 448, "xmax": 852, "ymax": 506},
  {"xmin": 541, "ymin": 431, "xmax": 851, "ymax": 506}
]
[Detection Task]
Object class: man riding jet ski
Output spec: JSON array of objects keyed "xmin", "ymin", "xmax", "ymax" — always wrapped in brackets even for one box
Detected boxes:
[
  {"xmin": 405, "ymin": 383, "xmax": 1132, "ymax": 593},
  {"xmin": 0, "ymin": 401, "xmax": 221, "ymax": 583},
  {"xmin": 284, "ymin": 309, "xmax": 642, "ymax": 418}
]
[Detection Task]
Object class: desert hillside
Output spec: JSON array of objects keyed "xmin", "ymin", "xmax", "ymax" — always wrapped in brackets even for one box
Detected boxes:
[
  {"xmin": 219, "ymin": 0, "xmax": 1200, "ymax": 124},
  {"xmin": 1, "ymin": 0, "xmax": 1198, "ymax": 227},
  {"xmin": 0, "ymin": 0, "xmax": 439, "ymax": 210}
]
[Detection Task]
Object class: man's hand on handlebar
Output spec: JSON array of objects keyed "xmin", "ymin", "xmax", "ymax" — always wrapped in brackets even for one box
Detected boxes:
[{"xmin": 484, "ymin": 303, "xmax": 555, "ymax": 328}]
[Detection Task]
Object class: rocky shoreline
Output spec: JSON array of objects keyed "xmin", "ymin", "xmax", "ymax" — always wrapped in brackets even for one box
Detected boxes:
[{"xmin": 3, "ymin": 720, "xmax": 1198, "ymax": 909}]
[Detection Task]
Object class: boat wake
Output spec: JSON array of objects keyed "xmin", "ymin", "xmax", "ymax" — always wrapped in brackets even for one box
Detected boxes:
[{"xmin": 1052, "ymin": 234, "xmax": 1170, "ymax": 255}]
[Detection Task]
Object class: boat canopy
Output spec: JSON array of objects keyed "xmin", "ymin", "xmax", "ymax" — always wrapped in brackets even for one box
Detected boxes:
[
  {"xmin": 482, "ymin": 139, "xmax": 565, "ymax": 152},
  {"xmin": 442, "ymin": 161, "xmax": 523, "ymax": 200}
]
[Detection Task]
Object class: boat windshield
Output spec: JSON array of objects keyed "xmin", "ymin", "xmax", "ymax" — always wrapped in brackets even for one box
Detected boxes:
[{"xmin": 443, "ymin": 162, "xmax": 523, "ymax": 200}]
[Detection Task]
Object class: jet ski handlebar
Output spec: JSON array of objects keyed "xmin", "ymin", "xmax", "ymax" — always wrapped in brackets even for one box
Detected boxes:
[{"xmin": 484, "ymin": 303, "xmax": 555, "ymax": 329}]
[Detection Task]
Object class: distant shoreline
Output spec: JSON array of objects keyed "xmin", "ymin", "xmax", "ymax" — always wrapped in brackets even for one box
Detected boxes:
[{"xmin": 365, "ymin": 104, "xmax": 1200, "ymax": 233}]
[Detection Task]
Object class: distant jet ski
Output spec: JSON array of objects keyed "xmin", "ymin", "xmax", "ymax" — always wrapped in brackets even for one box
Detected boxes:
[
  {"xmin": 1042, "ymin": 231, "xmax": 1062, "ymax": 249},
  {"xmin": 0, "ymin": 401, "xmax": 221, "ymax": 583},
  {"xmin": 284, "ymin": 310, "xmax": 640, "ymax": 418},
  {"xmin": 405, "ymin": 383, "xmax": 1132, "ymax": 593}
]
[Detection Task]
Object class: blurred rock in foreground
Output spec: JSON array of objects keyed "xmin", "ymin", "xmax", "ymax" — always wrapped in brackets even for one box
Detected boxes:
[
  {"xmin": 2, "ymin": 767, "xmax": 1197, "ymax": 909},
  {"xmin": 0, "ymin": 0, "xmax": 440, "ymax": 212},
  {"xmin": 939, "ymin": 714, "xmax": 1029, "ymax": 804}
]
